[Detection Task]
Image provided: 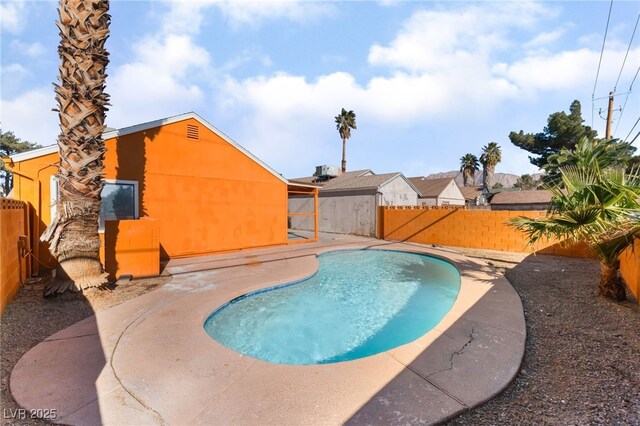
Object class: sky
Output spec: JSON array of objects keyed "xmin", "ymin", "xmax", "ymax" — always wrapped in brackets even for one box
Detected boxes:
[{"xmin": 1, "ymin": 0, "xmax": 639, "ymax": 179}]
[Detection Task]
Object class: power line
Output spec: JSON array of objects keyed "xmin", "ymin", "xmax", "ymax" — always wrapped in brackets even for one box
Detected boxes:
[
  {"xmin": 614, "ymin": 12, "xmax": 640, "ymax": 91},
  {"xmin": 613, "ymin": 66, "xmax": 640, "ymax": 136},
  {"xmin": 624, "ymin": 115, "xmax": 640, "ymax": 142},
  {"xmin": 613, "ymin": 9, "xmax": 640, "ymax": 137},
  {"xmin": 592, "ymin": 0, "xmax": 614, "ymax": 128},
  {"xmin": 630, "ymin": 129, "xmax": 640, "ymax": 144}
]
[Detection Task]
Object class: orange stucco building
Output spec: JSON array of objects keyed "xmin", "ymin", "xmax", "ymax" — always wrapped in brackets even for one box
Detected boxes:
[{"xmin": 8, "ymin": 113, "xmax": 305, "ymax": 270}]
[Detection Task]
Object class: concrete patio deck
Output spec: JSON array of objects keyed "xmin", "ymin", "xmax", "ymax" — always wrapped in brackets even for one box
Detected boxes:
[{"xmin": 10, "ymin": 235, "xmax": 526, "ymax": 425}]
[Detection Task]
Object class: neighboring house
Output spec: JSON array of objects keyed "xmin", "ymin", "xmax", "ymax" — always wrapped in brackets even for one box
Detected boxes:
[
  {"xmin": 490, "ymin": 190, "xmax": 553, "ymax": 211},
  {"xmin": 8, "ymin": 112, "xmax": 312, "ymax": 265},
  {"xmin": 409, "ymin": 177, "xmax": 465, "ymax": 206},
  {"xmin": 289, "ymin": 169, "xmax": 420, "ymax": 237},
  {"xmin": 458, "ymin": 186, "xmax": 484, "ymax": 205}
]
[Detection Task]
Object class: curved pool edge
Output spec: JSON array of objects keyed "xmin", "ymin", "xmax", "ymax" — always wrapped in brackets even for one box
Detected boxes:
[
  {"xmin": 202, "ymin": 248, "xmax": 462, "ymax": 365},
  {"xmin": 9, "ymin": 239, "xmax": 525, "ymax": 425}
]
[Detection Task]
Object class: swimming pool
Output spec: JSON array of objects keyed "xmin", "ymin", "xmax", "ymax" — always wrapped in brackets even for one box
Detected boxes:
[{"xmin": 204, "ymin": 250, "xmax": 460, "ymax": 365}]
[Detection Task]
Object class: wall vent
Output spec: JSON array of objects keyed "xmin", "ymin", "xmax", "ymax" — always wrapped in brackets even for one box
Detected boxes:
[{"xmin": 187, "ymin": 124, "xmax": 199, "ymax": 140}]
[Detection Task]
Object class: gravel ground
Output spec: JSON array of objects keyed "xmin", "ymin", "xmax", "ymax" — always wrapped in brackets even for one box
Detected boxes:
[
  {"xmin": 1, "ymin": 252, "xmax": 639, "ymax": 425},
  {"xmin": 449, "ymin": 250, "xmax": 640, "ymax": 425}
]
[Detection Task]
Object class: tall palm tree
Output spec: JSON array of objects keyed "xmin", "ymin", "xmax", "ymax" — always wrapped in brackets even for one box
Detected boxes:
[
  {"xmin": 41, "ymin": 0, "xmax": 111, "ymax": 295},
  {"xmin": 459, "ymin": 153, "xmax": 479, "ymax": 187},
  {"xmin": 335, "ymin": 108, "xmax": 356, "ymax": 173},
  {"xmin": 480, "ymin": 142, "xmax": 502, "ymax": 192},
  {"xmin": 510, "ymin": 165, "xmax": 640, "ymax": 301}
]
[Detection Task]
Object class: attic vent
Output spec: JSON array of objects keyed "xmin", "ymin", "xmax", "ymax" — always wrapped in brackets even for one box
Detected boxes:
[{"xmin": 187, "ymin": 124, "xmax": 199, "ymax": 140}]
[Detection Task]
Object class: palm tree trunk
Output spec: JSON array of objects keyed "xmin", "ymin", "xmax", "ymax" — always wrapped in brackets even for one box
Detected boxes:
[
  {"xmin": 41, "ymin": 0, "xmax": 110, "ymax": 295},
  {"xmin": 598, "ymin": 262, "xmax": 626, "ymax": 301},
  {"xmin": 483, "ymin": 165, "xmax": 494, "ymax": 192},
  {"xmin": 341, "ymin": 137, "xmax": 347, "ymax": 173}
]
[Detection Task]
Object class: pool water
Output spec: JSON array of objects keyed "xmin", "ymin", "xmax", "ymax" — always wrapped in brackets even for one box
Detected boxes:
[{"xmin": 204, "ymin": 250, "xmax": 460, "ymax": 365}]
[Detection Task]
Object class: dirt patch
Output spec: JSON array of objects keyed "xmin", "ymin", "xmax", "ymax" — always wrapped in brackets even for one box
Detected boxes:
[{"xmin": 448, "ymin": 250, "xmax": 640, "ymax": 425}]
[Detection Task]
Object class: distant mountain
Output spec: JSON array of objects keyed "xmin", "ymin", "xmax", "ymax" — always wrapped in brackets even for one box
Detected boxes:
[{"xmin": 425, "ymin": 171, "xmax": 544, "ymax": 188}]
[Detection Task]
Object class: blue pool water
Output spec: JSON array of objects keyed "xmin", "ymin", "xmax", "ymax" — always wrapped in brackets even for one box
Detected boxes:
[{"xmin": 204, "ymin": 250, "xmax": 460, "ymax": 365}]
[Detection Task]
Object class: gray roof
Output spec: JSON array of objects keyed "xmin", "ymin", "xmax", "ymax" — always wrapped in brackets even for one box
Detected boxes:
[
  {"xmin": 289, "ymin": 169, "xmax": 373, "ymax": 186},
  {"xmin": 288, "ymin": 176, "xmax": 317, "ymax": 184},
  {"xmin": 408, "ymin": 177, "xmax": 454, "ymax": 198},
  {"xmin": 458, "ymin": 186, "xmax": 483, "ymax": 201},
  {"xmin": 490, "ymin": 190, "xmax": 553, "ymax": 205},
  {"xmin": 322, "ymin": 172, "xmax": 401, "ymax": 192}
]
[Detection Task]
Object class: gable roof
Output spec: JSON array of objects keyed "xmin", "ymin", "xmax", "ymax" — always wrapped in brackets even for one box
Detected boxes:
[
  {"xmin": 322, "ymin": 172, "xmax": 397, "ymax": 191},
  {"xmin": 290, "ymin": 169, "xmax": 373, "ymax": 185},
  {"xmin": 408, "ymin": 177, "xmax": 456, "ymax": 198},
  {"xmin": 458, "ymin": 185, "xmax": 483, "ymax": 201},
  {"xmin": 490, "ymin": 190, "xmax": 553, "ymax": 205},
  {"xmin": 7, "ymin": 112, "xmax": 288, "ymax": 184}
]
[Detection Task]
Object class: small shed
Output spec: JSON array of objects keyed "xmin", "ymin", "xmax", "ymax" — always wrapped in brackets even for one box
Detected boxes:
[
  {"xmin": 490, "ymin": 190, "xmax": 553, "ymax": 211},
  {"xmin": 289, "ymin": 169, "xmax": 419, "ymax": 237},
  {"xmin": 409, "ymin": 177, "xmax": 465, "ymax": 206}
]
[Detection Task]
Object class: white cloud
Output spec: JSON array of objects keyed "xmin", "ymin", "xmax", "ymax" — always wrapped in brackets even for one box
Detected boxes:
[
  {"xmin": 368, "ymin": 2, "xmax": 554, "ymax": 73},
  {"xmin": 1, "ymin": 89, "xmax": 58, "ymax": 146},
  {"xmin": 10, "ymin": 40, "xmax": 46, "ymax": 57},
  {"xmin": 107, "ymin": 34, "xmax": 211, "ymax": 126},
  {"xmin": 161, "ymin": 0, "xmax": 335, "ymax": 33},
  {"xmin": 495, "ymin": 47, "xmax": 640, "ymax": 94},
  {"xmin": 211, "ymin": 0, "xmax": 336, "ymax": 29},
  {"xmin": 2, "ymin": 63, "xmax": 28, "ymax": 77},
  {"xmin": 524, "ymin": 29, "xmax": 566, "ymax": 48},
  {"xmin": 0, "ymin": 0, "xmax": 26, "ymax": 34}
]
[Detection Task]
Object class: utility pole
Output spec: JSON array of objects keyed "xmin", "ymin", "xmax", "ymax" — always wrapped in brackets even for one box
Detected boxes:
[{"xmin": 605, "ymin": 91, "xmax": 614, "ymax": 140}]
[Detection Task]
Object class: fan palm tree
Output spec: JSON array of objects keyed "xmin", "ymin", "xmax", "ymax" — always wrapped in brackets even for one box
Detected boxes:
[
  {"xmin": 335, "ymin": 108, "xmax": 356, "ymax": 173},
  {"xmin": 544, "ymin": 137, "xmax": 637, "ymax": 186},
  {"xmin": 41, "ymin": 0, "xmax": 111, "ymax": 295},
  {"xmin": 480, "ymin": 142, "xmax": 502, "ymax": 192},
  {"xmin": 510, "ymin": 165, "xmax": 640, "ymax": 301},
  {"xmin": 459, "ymin": 153, "xmax": 479, "ymax": 187}
]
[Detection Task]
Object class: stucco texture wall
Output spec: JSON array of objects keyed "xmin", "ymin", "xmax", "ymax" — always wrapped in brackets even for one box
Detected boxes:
[
  {"xmin": 11, "ymin": 117, "xmax": 288, "ymax": 260},
  {"xmin": 439, "ymin": 181, "xmax": 465, "ymax": 205},
  {"xmin": 380, "ymin": 177, "xmax": 418, "ymax": 206}
]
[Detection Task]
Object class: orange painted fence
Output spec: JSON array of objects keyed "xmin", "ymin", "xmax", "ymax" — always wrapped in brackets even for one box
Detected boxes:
[
  {"xmin": 0, "ymin": 198, "xmax": 29, "ymax": 315},
  {"xmin": 380, "ymin": 206, "xmax": 639, "ymax": 302},
  {"xmin": 620, "ymin": 240, "xmax": 640, "ymax": 303}
]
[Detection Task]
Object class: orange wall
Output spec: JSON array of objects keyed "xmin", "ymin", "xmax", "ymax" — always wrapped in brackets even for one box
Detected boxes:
[
  {"xmin": 381, "ymin": 206, "xmax": 640, "ymax": 302},
  {"xmin": 0, "ymin": 199, "xmax": 27, "ymax": 315},
  {"xmin": 380, "ymin": 206, "xmax": 592, "ymax": 256},
  {"xmin": 103, "ymin": 219, "xmax": 160, "ymax": 280},
  {"xmin": 11, "ymin": 117, "xmax": 288, "ymax": 261},
  {"xmin": 620, "ymin": 241, "xmax": 640, "ymax": 302}
]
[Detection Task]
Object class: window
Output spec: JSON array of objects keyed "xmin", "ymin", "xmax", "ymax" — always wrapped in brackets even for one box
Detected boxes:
[
  {"xmin": 99, "ymin": 180, "xmax": 139, "ymax": 230},
  {"xmin": 51, "ymin": 178, "xmax": 139, "ymax": 232}
]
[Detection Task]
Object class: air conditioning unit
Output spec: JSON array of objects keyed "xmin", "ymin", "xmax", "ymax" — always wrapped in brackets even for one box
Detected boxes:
[{"xmin": 315, "ymin": 165, "xmax": 340, "ymax": 177}]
